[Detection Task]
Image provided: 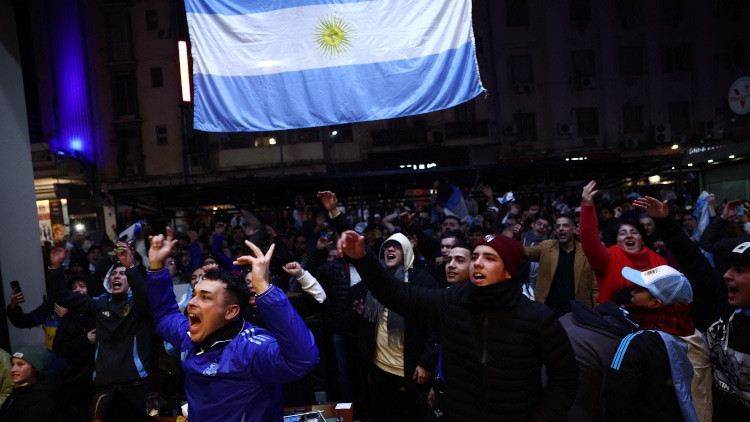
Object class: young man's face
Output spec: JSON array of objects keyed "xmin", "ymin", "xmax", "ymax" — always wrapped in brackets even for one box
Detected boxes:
[
  {"xmin": 724, "ymin": 265, "xmax": 750, "ymax": 308},
  {"xmin": 440, "ymin": 237, "xmax": 457, "ymax": 260},
  {"xmin": 165, "ymin": 258, "xmax": 177, "ymax": 276},
  {"xmin": 109, "ymin": 266, "xmax": 130, "ymax": 295},
  {"xmin": 631, "ymin": 286, "xmax": 659, "ymax": 307},
  {"xmin": 383, "ymin": 241, "xmax": 404, "ymax": 270},
  {"xmin": 470, "ymin": 245, "xmax": 511, "ymax": 286},
  {"xmin": 10, "ymin": 357, "xmax": 36, "ymax": 386},
  {"xmin": 190, "ymin": 268, "xmax": 205, "ymax": 288},
  {"xmin": 555, "ymin": 217, "xmax": 575, "ymax": 246},
  {"xmin": 293, "ymin": 236, "xmax": 307, "ymax": 253},
  {"xmin": 88, "ymin": 248, "xmax": 102, "ymax": 264},
  {"xmin": 640, "ymin": 217, "xmax": 655, "ymax": 236},
  {"xmin": 532, "ymin": 219, "xmax": 550, "ymax": 237},
  {"xmin": 446, "ymin": 247, "xmax": 471, "ymax": 284},
  {"xmin": 187, "ymin": 279, "xmax": 238, "ymax": 343},
  {"xmin": 71, "ymin": 280, "xmax": 88, "ymax": 295},
  {"xmin": 683, "ymin": 215, "xmax": 697, "ymax": 232},
  {"xmin": 442, "ymin": 218, "xmax": 460, "ymax": 233}
]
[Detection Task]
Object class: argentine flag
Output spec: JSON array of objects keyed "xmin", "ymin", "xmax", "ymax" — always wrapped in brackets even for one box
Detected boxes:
[{"xmin": 185, "ymin": 0, "xmax": 485, "ymax": 132}]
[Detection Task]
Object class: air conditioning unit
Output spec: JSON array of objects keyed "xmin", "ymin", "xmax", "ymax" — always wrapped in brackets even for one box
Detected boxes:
[
  {"xmin": 577, "ymin": 76, "xmax": 597, "ymax": 90},
  {"xmin": 653, "ymin": 123, "xmax": 671, "ymax": 144},
  {"xmin": 671, "ymin": 133, "xmax": 688, "ymax": 144},
  {"xmin": 514, "ymin": 83, "xmax": 533, "ymax": 94},
  {"xmin": 703, "ymin": 119, "xmax": 725, "ymax": 140},
  {"xmin": 503, "ymin": 124, "xmax": 518, "ymax": 136},
  {"xmin": 557, "ymin": 123, "xmax": 576, "ymax": 136}
]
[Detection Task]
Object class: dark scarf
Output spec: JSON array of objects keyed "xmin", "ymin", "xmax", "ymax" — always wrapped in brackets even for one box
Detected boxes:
[
  {"xmin": 468, "ymin": 280, "xmax": 522, "ymax": 312},
  {"xmin": 363, "ymin": 265, "xmax": 406, "ymax": 346},
  {"xmin": 195, "ymin": 317, "xmax": 245, "ymax": 354},
  {"xmin": 624, "ymin": 302, "xmax": 695, "ymax": 337}
]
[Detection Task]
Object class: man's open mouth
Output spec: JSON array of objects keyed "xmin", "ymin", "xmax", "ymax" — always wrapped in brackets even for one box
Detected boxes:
[
  {"xmin": 188, "ymin": 313, "xmax": 201, "ymax": 330},
  {"xmin": 625, "ymin": 241, "xmax": 636, "ymax": 247},
  {"xmin": 473, "ymin": 273, "xmax": 485, "ymax": 281},
  {"xmin": 386, "ymin": 253, "xmax": 396, "ymax": 260},
  {"xmin": 112, "ymin": 281, "xmax": 122, "ymax": 289}
]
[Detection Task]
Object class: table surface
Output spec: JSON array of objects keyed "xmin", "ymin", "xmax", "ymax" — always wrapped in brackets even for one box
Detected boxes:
[{"xmin": 157, "ymin": 402, "xmax": 354, "ymax": 422}]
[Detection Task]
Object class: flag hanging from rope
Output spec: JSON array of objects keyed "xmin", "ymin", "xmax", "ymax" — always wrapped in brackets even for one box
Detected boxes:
[{"xmin": 184, "ymin": 0, "xmax": 484, "ymax": 132}]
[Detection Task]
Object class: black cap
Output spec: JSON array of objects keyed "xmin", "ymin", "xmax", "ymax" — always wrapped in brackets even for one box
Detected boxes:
[{"xmin": 727, "ymin": 240, "xmax": 750, "ymax": 268}]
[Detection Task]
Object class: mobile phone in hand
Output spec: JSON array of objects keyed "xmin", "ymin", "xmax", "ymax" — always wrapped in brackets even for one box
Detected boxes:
[{"xmin": 10, "ymin": 280, "xmax": 21, "ymax": 294}]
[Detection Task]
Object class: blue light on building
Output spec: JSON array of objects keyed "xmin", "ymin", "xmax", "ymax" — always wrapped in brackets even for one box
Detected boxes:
[{"xmin": 47, "ymin": 0, "xmax": 96, "ymax": 162}]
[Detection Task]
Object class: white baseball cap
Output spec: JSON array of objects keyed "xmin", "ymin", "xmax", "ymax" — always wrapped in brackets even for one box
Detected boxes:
[{"xmin": 621, "ymin": 265, "xmax": 693, "ymax": 305}]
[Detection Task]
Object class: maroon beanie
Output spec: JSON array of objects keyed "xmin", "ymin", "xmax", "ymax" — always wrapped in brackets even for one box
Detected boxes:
[{"xmin": 473, "ymin": 234, "xmax": 524, "ymax": 279}]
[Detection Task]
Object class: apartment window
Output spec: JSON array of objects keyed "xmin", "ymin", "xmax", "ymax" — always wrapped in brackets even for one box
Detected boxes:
[
  {"xmin": 572, "ymin": 50, "xmax": 596, "ymax": 78},
  {"xmin": 150, "ymin": 67, "xmax": 163, "ymax": 88},
  {"xmin": 569, "ymin": 0, "xmax": 592, "ymax": 22},
  {"xmin": 509, "ymin": 55, "xmax": 534, "ymax": 84},
  {"xmin": 622, "ymin": 104, "xmax": 644, "ymax": 134},
  {"xmin": 659, "ymin": 0, "xmax": 683, "ymax": 24},
  {"xmin": 616, "ymin": 0, "xmax": 645, "ymax": 29},
  {"xmin": 724, "ymin": 39, "xmax": 747, "ymax": 68},
  {"xmin": 105, "ymin": 11, "xmax": 133, "ymax": 62},
  {"xmin": 513, "ymin": 112, "xmax": 537, "ymax": 142},
  {"xmin": 506, "ymin": 0, "xmax": 529, "ymax": 27},
  {"xmin": 618, "ymin": 46, "xmax": 646, "ymax": 76},
  {"xmin": 662, "ymin": 44, "xmax": 693, "ymax": 72},
  {"xmin": 155, "ymin": 125, "xmax": 168, "ymax": 145},
  {"xmin": 668, "ymin": 101, "xmax": 690, "ymax": 131},
  {"xmin": 145, "ymin": 10, "xmax": 158, "ymax": 31},
  {"xmin": 112, "ymin": 72, "xmax": 138, "ymax": 117},
  {"xmin": 576, "ymin": 107, "xmax": 599, "ymax": 137}
]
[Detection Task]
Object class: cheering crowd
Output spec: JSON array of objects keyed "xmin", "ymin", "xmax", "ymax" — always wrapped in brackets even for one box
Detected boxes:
[{"xmin": 1, "ymin": 179, "xmax": 749, "ymax": 421}]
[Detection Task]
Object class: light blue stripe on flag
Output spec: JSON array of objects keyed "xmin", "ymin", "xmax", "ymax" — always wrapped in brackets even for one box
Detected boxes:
[
  {"xmin": 193, "ymin": 42, "xmax": 482, "ymax": 131},
  {"xmin": 185, "ymin": 0, "xmax": 484, "ymax": 132},
  {"xmin": 185, "ymin": 0, "xmax": 372, "ymax": 15}
]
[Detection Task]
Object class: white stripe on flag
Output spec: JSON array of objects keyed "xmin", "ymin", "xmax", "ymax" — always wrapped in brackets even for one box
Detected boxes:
[{"xmin": 187, "ymin": 0, "xmax": 472, "ymax": 77}]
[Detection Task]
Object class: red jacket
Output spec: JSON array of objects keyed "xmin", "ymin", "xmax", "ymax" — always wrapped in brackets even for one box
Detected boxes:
[{"xmin": 580, "ymin": 204, "xmax": 666, "ymax": 303}]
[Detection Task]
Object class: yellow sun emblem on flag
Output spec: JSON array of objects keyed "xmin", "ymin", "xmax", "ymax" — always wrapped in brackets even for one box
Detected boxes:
[{"xmin": 314, "ymin": 15, "xmax": 352, "ymax": 58}]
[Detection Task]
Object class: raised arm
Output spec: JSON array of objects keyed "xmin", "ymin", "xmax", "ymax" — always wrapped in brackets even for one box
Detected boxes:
[
  {"xmin": 580, "ymin": 181, "xmax": 611, "ymax": 279},
  {"xmin": 633, "ymin": 196, "xmax": 726, "ymax": 317},
  {"xmin": 146, "ymin": 228, "xmax": 189, "ymax": 349},
  {"xmin": 283, "ymin": 262, "xmax": 327, "ymax": 304},
  {"xmin": 114, "ymin": 241, "xmax": 150, "ymax": 311},
  {"xmin": 234, "ymin": 240, "xmax": 318, "ymax": 382},
  {"xmin": 338, "ymin": 230, "xmax": 449, "ymax": 328},
  {"xmin": 318, "ymin": 190, "xmax": 351, "ymax": 234},
  {"xmin": 48, "ymin": 245, "xmax": 93, "ymax": 315}
]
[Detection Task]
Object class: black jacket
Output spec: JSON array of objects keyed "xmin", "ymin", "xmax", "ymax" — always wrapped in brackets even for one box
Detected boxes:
[
  {"xmin": 603, "ymin": 330, "xmax": 682, "ymax": 421},
  {"xmin": 0, "ymin": 373, "xmax": 62, "ymax": 422},
  {"xmin": 307, "ymin": 247, "xmax": 358, "ymax": 333},
  {"xmin": 52, "ymin": 306, "xmax": 96, "ymax": 384},
  {"xmin": 350, "ymin": 250, "xmax": 579, "ymax": 421},
  {"xmin": 655, "ymin": 215, "xmax": 750, "ymax": 418},
  {"xmin": 48, "ymin": 267, "xmax": 154, "ymax": 386},
  {"xmin": 353, "ymin": 265, "xmax": 440, "ymax": 391}
]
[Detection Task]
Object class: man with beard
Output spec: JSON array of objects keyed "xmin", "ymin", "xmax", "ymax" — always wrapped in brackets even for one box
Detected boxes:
[{"xmin": 524, "ymin": 216, "xmax": 598, "ymax": 315}]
